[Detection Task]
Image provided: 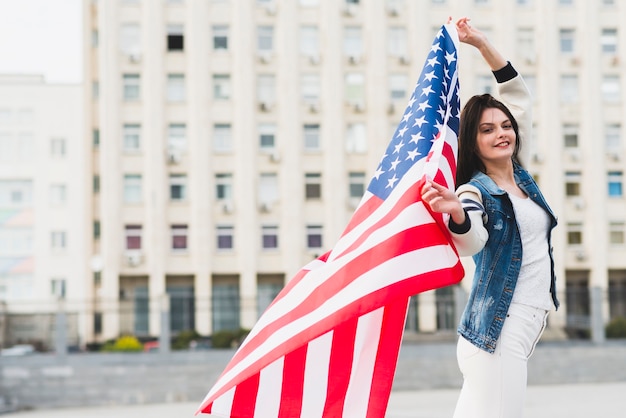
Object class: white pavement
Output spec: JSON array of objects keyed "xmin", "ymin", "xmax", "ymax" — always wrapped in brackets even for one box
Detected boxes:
[{"xmin": 2, "ymin": 382, "xmax": 625, "ymax": 417}]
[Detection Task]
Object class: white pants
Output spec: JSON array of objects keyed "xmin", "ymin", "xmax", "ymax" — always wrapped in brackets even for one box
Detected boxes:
[{"xmin": 452, "ymin": 303, "xmax": 548, "ymax": 418}]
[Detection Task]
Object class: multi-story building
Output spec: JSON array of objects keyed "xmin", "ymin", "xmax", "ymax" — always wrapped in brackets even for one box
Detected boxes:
[
  {"xmin": 81, "ymin": 0, "xmax": 626, "ymax": 346},
  {"xmin": 0, "ymin": 74, "xmax": 86, "ymax": 348}
]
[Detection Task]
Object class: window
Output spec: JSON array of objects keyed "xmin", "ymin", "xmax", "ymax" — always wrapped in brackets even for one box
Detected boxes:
[
  {"xmin": 257, "ymin": 74, "xmax": 276, "ymax": 105},
  {"xmin": 213, "ymin": 25, "xmax": 229, "ymax": 50},
  {"xmin": 0, "ymin": 180, "xmax": 32, "ymax": 208},
  {"xmin": 389, "ymin": 74, "xmax": 408, "ymax": 101},
  {"xmin": 559, "ymin": 29, "xmax": 575, "ymax": 54},
  {"xmin": 123, "ymin": 174, "xmax": 142, "ymax": 203},
  {"xmin": 123, "ymin": 124, "xmax": 141, "ymax": 151},
  {"xmin": 565, "ymin": 171, "xmax": 581, "ymax": 197},
  {"xmin": 51, "ymin": 231, "xmax": 67, "ymax": 250},
  {"xmin": 559, "ymin": 0, "xmax": 573, "ymax": 5},
  {"xmin": 563, "ymin": 124, "xmax": 579, "ymax": 148},
  {"xmin": 345, "ymin": 72, "xmax": 365, "ymax": 104},
  {"xmin": 213, "ymin": 74, "xmax": 231, "ymax": 100},
  {"xmin": 601, "ymin": 28, "xmax": 618, "ymax": 54},
  {"xmin": 560, "ymin": 75, "xmax": 578, "ymax": 103},
  {"xmin": 50, "ymin": 184, "xmax": 66, "ymax": 206},
  {"xmin": 212, "ymin": 276, "xmax": 240, "ymax": 331},
  {"xmin": 602, "ymin": 75, "xmax": 620, "ymax": 102},
  {"xmin": 93, "ymin": 129, "xmax": 100, "ymax": 148},
  {"xmin": 257, "ymin": 25, "xmax": 274, "ymax": 52},
  {"xmin": 609, "ymin": 222, "xmax": 625, "ymax": 245},
  {"xmin": 120, "ymin": 23, "xmax": 140, "ymax": 54},
  {"xmin": 261, "ymin": 225, "xmax": 279, "ymax": 249},
  {"xmin": 605, "ymin": 123, "xmax": 621, "ymax": 152},
  {"xmin": 259, "ymin": 123, "xmax": 276, "ymax": 150},
  {"xmin": 343, "ymin": 26, "xmax": 363, "ymax": 59},
  {"xmin": 305, "ymin": 173, "xmax": 322, "ymax": 199},
  {"xmin": 567, "ymin": 222, "xmax": 582, "ymax": 245},
  {"xmin": 0, "ymin": 109, "xmax": 11, "ymax": 124},
  {"xmin": 213, "ymin": 123, "xmax": 232, "ymax": 152},
  {"xmin": 94, "ymin": 220, "xmax": 100, "ymax": 239},
  {"xmin": 300, "ymin": 26, "xmax": 319, "ymax": 57},
  {"xmin": 475, "ymin": 75, "xmax": 494, "ymax": 95},
  {"xmin": 168, "ymin": 123, "xmax": 186, "ymax": 151},
  {"xmin": 388, "ymin": 26, "xmax": 407, "ymax": 57},
  {"xmin": 608, "ymin": 171, "xmax": 623, "ymax": 197},
  {"xmin": 301, "ymin": 74, "xmax": 320, "ymax": 104},
  {"xmin": 50, "ymin": 138, "xmax": 66, "ymax": 157},
  {"xmin": 257, "ymin": 275, "xmax": 283, "ymax": 318},
  {"xmin": 167, "ymin": 24, "xmax": 184, "ymax": 51},
  {"xmin": 122, "ymin": 74, "xmax": 140, "ymax": 101},
  {"xmin": 93, "ymin": 175, "xmax": 100, "ymax": 194},
  {"xmin": 167, "ymin": 74, "xmax": 185, "ymax": 102},
  {"xmin": 346, "ymin": 123, "xmax": 367, "ymax": 153},
  {"xmin": 169, "ymin": 174, "xmax": 187, "ymax": 201},
  {"xmin": 92, "ymin": 81, "xmax": 99, "ymax": 100},
  {"xmin": 306, "ymin": 225, "xmax": 323, "ymax": 249},
  {"xmin": 215, "ymin": 173, "xmax": 233, "ymax": 200},
  {"xmin": 303, "ymin": 124, "xmax": 320, "ymax": 150},
  {"xmin": 259, "ymin": 173, "xmax": 279, "ymax": 206},
  {"xmin": 125, "ymin": 225, "xmax": 142, "ymax": 250},
  {"xmin": 51, "ymin": 278, "xmax": 66, "ymax": 299},
  {"xmin": 16, "ymin": 133, "xmax": 34, "ymax": 162},
  {"xmin": 349, "ymin": 172, "xmax": 366, "ymax": 198},
  {"xmin": 171, "ymin": 224, "xmax": 188, "ymax": 251},
  {"xmin": 217, "ymin": 225, "xmax": 234, "ymax": 250},
  {"xmin": 517, "ymin": 28, "xmax": 535, "ymax": 63}
]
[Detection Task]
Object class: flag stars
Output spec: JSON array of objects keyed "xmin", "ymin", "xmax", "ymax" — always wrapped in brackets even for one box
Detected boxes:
[
  {"xmin": 410, "ymin": 131, "xmax": 424, "ymax": 144},
  {"xmin": 396, "ymin": 126, "xmax": 409, "ymax": 138},
  {"xmin": 445, "ymin": 51, "xmax": 456, "ymax": 65},
  {"xmin": 427, "ymin": 56, "xmax": 439, "ymax": 67},
  {"xmin": 417, "ymin": 100, "xmax": 432, "ymax": 112},
  {"xmin": 423, "ymin": 70, "xmax": 438, "ymax": 82},
  {"xmin": 406, "ymin": 149, "xmax": 420, "ymax": 161},
  {"xmin": 386, "ymin": 174, "xmax": 399, "ymax": 189},
  {"xmin": 393, "ymin": 141, "xmax": 405, "ymax": 154},
  {"xmin": 373, "ymin": 166, "xmax": 385, "ymax": 180},
  {"xmin": 389, "ymin": 157, "xmax": 401, "ymax": 171},
  {"xmin": 431, "ymin": 43, "xmax": 442, "ymax": 53},
  {"xmin": 421, "ymin": 85, "xmax": 435, "ymax": 97},
  {"xmin": 413, "ymin": 115, "xmax": 427, "ymax": 128}
]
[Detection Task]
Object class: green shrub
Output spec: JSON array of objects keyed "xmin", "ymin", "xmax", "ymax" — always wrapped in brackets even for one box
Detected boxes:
[
  {"xmin": 606, "ymin": 316, "xmax": 626, "ymax": 339},
  {"xmin": 212, "ymin": 328, "xmax": 250, "ymax": 348},
  {"xmin": 172, "ymin": 330, "xmax": 202, "ymax": 350},
  {"xmin": 101, "ymin": 335, "xmax": 143, "ymax": 352}
]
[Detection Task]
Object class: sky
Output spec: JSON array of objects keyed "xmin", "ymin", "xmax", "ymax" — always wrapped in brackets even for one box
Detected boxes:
[{"xmin": 0, "ymin": 0, "xmax": 82, "ymax": 83}]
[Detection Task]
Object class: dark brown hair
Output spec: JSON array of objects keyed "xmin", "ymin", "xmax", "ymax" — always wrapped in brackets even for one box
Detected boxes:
[{"xmin": 456, "ymin": 94, "xmax": 522, "ymax": 185}]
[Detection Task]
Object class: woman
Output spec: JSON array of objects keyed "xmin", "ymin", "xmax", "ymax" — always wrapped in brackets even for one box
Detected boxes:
[{"xmin": 421, "ymin": 18, "xmax": 559, "ymax": 418}]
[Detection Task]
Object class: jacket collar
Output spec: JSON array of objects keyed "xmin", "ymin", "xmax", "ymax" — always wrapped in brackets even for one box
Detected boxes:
[{"xmin": 471, "ymin": 162, "xmax": 529, "ymax": 196}]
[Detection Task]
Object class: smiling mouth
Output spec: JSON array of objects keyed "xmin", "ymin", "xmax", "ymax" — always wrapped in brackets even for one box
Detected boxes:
[{"xmin": 495, "ymin": 141, "xmax": 510, "ymax": 147}]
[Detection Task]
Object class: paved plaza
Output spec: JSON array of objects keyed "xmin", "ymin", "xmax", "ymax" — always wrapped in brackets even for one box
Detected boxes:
[{"xmin": 2, "ymin": 382, "xmax": 625, "ymax": 417}]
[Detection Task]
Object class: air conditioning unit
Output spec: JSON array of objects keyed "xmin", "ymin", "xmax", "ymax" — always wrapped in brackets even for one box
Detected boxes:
[
  {"xmin": 570, "ymin": 56, "xmax": 580, "ymax": 66},
  {"xmin": 259, "ymin": 201, "xmax": 272, "ymax": 213},
  {"xmin": 128, "ymin": 53, "xmax": 142, "ymax": 63},
  {"xmin": 611, "ymin": 55, "xmax": 619, "ymax": 66},
  {"xmin": 221, "ymin": 201, "xmax": 234, "ymax": 214},
  {"xmin": 608, "ymin": 151, "xmax": 620, "ymax": 161},
  {"xmin": 352, "ymin": 101, "xmax": 365, "ymax": 113},
  {"xmin": 258, "ymin": 51, "xmax": 273, "ymax": 64},
  {"xmin": 573, "ymin": 197, "xmax": 585, "ymax": 210},
  {"xmin": 259, "ymin": 100, "xmax": 273, "ymax": 112},
  {"xmin": 387, "ymin": 5, "xmax": 400, "ymax": 16},
  {"xmin": 264, "ymin": 2, "xmax": 277, "ymax": 15},
  {"xmin": 124, "ymin": 251, "xmax": 142, "ymax": 267},
  {"xmin": 309, "ymin": 54, "xmax": 320, "ymax": 65},
  {"xmin": 308, "ymin": 101, "xmax": 320, "ymax": 113},
  {"xmin": 532, "ymin": 153, "xmax": 544, "ymax": 164},
  {"xmin": 399, "ymin": 54, "xmax": 411, "ymax": 65},
  {"xmin": 343, "ymin": 3, "xmax": 357, "ymax": 16},
  {"xmin": 269, "ymin": 150, "xmax": 281, "ymax": 163},
  {"xmin": 567, "ymin": 148, "xmax": 580, "ymax": 162},
  {"xmin": 575, "ymin": 249, "xmax": 587, "ymax": 261},
  {"xmin": 387, "ymin": 102, "xmax": 396, "ymax": 115},
  {"xmin": 348, "ymin": 54, "xmax": 360, "ymax": 65},
  {"xmin": 167, "ymin": 148, "xmax": 182, "ymax": 164}
]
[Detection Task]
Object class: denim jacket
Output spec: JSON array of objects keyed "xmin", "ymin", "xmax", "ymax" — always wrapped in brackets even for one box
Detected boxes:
[{"xmin": 457, "ymin": 166, "xmax": 559, "ymax": 353}]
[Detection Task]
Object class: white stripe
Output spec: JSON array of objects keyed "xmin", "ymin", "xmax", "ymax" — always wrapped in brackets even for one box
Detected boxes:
[
  {"xmin": 301, "ymin": 331, "xmax": 333, "ymax": 418},
  {"xmin": 343, "ymin": 307, "xmax": 384, "ymax": 418},
  {"xmin": 207, "ymin": 243, "xmax": 458, "ymax": 399},
  {"xmin": 254, "ymin": 356, "xmax": 284, "ymax": 418},
  {"xmin": 241, "ymin": 201, "xmax": 434, "ymax": 349},
  {"xmin": 209, "ymin": 386, "xmax": 235, "ymax": 417}
]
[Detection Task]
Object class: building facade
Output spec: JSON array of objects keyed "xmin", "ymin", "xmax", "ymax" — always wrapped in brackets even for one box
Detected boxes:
[
  {"xmin": 0, "ymin": 75, "xmax": 86, "ymax": 348},
  {"xmin": 80, "ymin": 0, "xmax": 626, "ymax": 346}
]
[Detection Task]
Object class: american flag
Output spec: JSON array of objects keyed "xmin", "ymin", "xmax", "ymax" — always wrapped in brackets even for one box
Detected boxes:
[{"xmin": 197, "ymin": 24, "xmax": 463, "ymax": 418}]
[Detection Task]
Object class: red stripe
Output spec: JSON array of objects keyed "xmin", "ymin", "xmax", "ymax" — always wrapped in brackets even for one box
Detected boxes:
[
  {"xmin": 199, "ymin": 260, "xmax": 463, "ymax": 411},
  {"xmin": 277, "ymin": 344, "xmax": 308, "ymax": 417},
  {"xmin": 366, "ymin": 299, "xmax": 409, "ymax": 418},
  {"xmin": 322, "ymin": 317, "xmax": 358, "ymax": 416},
  {"xmin": 230, "ymin": 371, "xmax": 260, "ymax": 417},
  {"xmin": 220, "ymin": 222, "xmax": 450, "ymax": 374},
  {"xmin": 342, "ymin": 194, "xmax": 383, "ymax": 236}
]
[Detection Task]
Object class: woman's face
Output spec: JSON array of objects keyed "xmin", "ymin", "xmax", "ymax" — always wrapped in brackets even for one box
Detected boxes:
[{"xmin": 475, "ymin": 107, "xmax": 516, "ymax": 164}]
